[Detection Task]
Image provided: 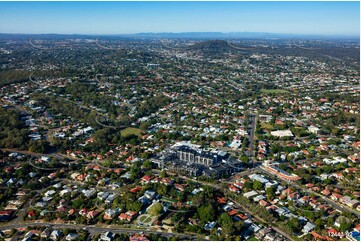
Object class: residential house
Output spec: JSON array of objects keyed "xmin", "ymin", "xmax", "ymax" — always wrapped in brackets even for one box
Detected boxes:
[
  {"xmin": 141, "ymin": 175, "xmax": 152, "ymax": 184},
  {"xmin": 103, "ymin": 208, "xmax": 120, "ymax": 220},
  {"xmin": 256, "ymin": 227, "xmax": 272, "ymax": 240},
  {"xmin": 50, "ymin": 230, "xmax": 62, "ymax": 240},
  {"xmin": 253, "ymin": 195, "xmax": 266, "ymax": 202},
  {"xmin": 100, "ymin": 231, "xmax": 114, "ymax": 241},
  {"xmin": 129, "ymin": 234, "xmax": 149, "ymax": 241},
  {"xmin": 331, "ymin": 193, "xmax": 343, "ymax": 201},
  {"xmin": 97, "ymin": 191, "xmax": 110, "ymax": 201},
  {"xmin": 82, "ymin": 189, "xmax": 96, "ymax": 198},
  {"xmin": 79, "ymin": 208, "xmax": 88, "ymax": 216},
  {"xmin": 302, "ymin": 222, "xmax": 315, "ymax": 233},
  {"xmin": 105, "ymin": 194, "xmax": 116, "ymax": 204},
  {"xmin": 204, "ymin": 221, "xmax": 217, "ymax": 231},
  {"xmin": 40, "ymin": 228, "xmax": 51, "ymax": 239},
  {"xmin": 87, "ymin": 210, "xmax": 100, "ymax": 219},
  {"xmin": 160, "ymin": 177, "xmax": 174, "ymax": 186},
  {"xmin": 0, "ymin": 210, "xmax": 13, "ymax": 221},
  {"xmin": 243, "ymin": 190, "xmax": 258, "ymax": 199},
  {"xmin": 322, "ymin": 189, "xmax": 331, "ymax": 197},
  {"xmin": 174, "ymin": 183, "xmax": 185, "ymax": 192},
  {"xmin": 229, "ymin": 184, "xmax": 240, "ymax": 193},
  {"xmin": 65, "ymin": 233, "xmax": 78, "ymax": 241},
  {"xmin": 119, "ymin": 211, "xmax": 138, "ymax": 222},
  {"xmin": 259, "ymin": 200, "xmax": 269, "ymax": 207}
]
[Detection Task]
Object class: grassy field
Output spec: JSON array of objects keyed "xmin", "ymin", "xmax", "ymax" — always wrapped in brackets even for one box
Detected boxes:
[
  {"xmin": 260, "ymin": 89, "xmax": 290, "ymax": 94},
  {"xmin": 143, "ymin": 216, "xmax": 152, "ymax": 223},
  {"xmin": 120, "ymin": 127, "xmax": 142, "ymax": 137},
  {"xmin": 261, "ymin": 122, "xmax": 274, "ymax": 130},
  {"xmin": 248, "ymin": 236, "xmax": 259, "ymax": 241}
]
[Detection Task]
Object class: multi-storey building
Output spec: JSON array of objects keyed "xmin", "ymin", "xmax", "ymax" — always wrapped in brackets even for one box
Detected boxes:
[{"xmin": 153, "ymin": 142, "xmax": 242, "ymax": 178}]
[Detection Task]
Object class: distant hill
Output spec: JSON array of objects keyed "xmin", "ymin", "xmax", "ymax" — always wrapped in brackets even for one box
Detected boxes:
[
  {"xmin": 189, "ymin": 40, "xmax": 233, "ymax": 50},
  {"xmin": 191, "ymin": 39, "xmax": 227, "ymax": 47},
  {"xmin": 0, "ymin": 32, "xmax": 358, "ymax": 40}
]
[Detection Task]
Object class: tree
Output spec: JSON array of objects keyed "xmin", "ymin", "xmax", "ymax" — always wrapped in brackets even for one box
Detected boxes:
[
  {"xmin": 253, "ymin": 180, "xmax": 263, "ymax": 190},
  {"xmin": 28, "ymin": 140, "xmax": 51, "ymax": 153},
  {"xmin": 266, "ymin": 186, "xmax": 275, "ymax": 200},
  {"xmin": 243, "ymin": 181, "xmax": 253, "ymax": 191},
  {"xmin": 72, "ymin": 198, "xmax": 84, "ymax": 209},
  {"xmin": 197, "ymin": 204, "xmax": 216, "ymax": 222},
  {"xmin": 218, "ymin": 213, "xmax": 236, "ymax": 236},
  {"xmin": 142, "ymin": 160, "xmax": 153, "ymax": 170},
  {"xmin": 241, "ymin": 137, "xmax": 247, "ymax": 154},
  {"xmin": 240, "ymin": 155, "xmax": 249, "ymax": 164},
  {"xmin": 303, "ymin": 211, "xmax": 315, "ymax": 221},
  {"xmin": 315, "ymin": 218, "xmax": 324, "ymax": 230},
  {"xmin": 327, "ymin": 217, "xmax": 334, "ymax": 227},
  {"xmin": 160, "ymin": 170, "xmax": 167, "ymax": 178},
  {"xmin": 234, "ymin": 220, "xmax": 245, "ymax": 231},
  {"xmin": 126, "ymin": 201, "xmax": 142, "ymax": 212},
  {"xmin": 338, "ymin": 217, "xmax": 352, "ymax": 232},
  {"xmin": 288, "ymin": 217, "xmax": 302, "ymax": 233},
  {"xmin": 130, "ymin": 161, "xmax": 142, "ymax": 180},
  {"xmin": 171, "ymin": 212, "xmax": 184, "ymax": 225}
]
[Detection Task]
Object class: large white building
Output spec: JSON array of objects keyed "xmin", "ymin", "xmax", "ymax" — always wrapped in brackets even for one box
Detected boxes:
[
  {"xmin": 308, "ymin": 126, "xmax": 320, "ymax": 134},
  {"xmin": 270, "ymin": 130, "xmax": 293, "ymax": 137}
]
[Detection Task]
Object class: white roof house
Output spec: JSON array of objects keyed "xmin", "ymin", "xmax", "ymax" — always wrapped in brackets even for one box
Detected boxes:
[
  {"xmin": 243, "ymin": 190, "xmax": 258, "ymax": 199},
  {"xmin": 308, "ymin": 126, "xmax": 320, "ymax": 134},
  {"xmin": 302, "ymin": 222, "xmax": 315, "ymax": 233}
]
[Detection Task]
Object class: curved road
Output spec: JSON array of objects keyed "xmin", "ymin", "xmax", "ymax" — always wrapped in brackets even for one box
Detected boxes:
[
  {"xmin": 95, "ymin": 38, "xmax": 124, "ymax": 51},
  {"xmin": 29, "ymin": 38, "xmax": 50, "ymax": 50}
]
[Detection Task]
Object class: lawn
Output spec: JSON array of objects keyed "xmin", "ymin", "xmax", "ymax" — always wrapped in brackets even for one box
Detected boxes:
[
  {"xmin": 143, "ymin": 216, "xmax": 152, "ymax": 223},
  {"xmin": 261, "ymin": 123, "xmax": 274, "ymax": 130},
  {"xmin": 247, "ymin": 236, "xmax": 259, "ymax": 241},
  {"xmin": 120, "ymin": 127, "xmax": 142, "ymax": 137},
  {"xmin": 260, "ymin": 89, "xmax": 290, "ymax": 94}
]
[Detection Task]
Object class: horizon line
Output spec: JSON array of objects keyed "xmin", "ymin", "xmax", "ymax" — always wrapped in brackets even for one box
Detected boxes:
[{"xmin": 0, "ymin": 31, "xmax": 359, "ymax": 38}]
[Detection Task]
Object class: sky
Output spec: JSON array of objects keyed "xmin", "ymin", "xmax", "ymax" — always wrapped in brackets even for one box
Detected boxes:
[{"xmin": 0, "ymin": 1, "xmax": 359, "ymax": 36}]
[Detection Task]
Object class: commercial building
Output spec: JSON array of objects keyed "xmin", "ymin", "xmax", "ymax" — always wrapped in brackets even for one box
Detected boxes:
[{"xmin": 153, "ymin": 142, "xmax": 242, "ymax": 178}]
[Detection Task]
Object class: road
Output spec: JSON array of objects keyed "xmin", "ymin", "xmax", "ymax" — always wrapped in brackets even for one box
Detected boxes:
[
  {"xmin": 226, "ymin": 40, "xmax": 254, "ymax": 51},
  {"xmin": 1, "ymin": 148, "xmax": 47, "ymax": 158},
  {"xmin": 1, "ymin": 148, "xmax": 79, "ymax": 163},
  {"xmin": 231, "ymin": 168, "xmax": 259, "ymax": 180},
  {"xmin": 0, "ymin": 222, "xmax": 198, "ymax": 240},
  {"xmin": 245, "ymin": 114, "xmax": 257, "ymax": 159},
  {"xmin": 95, "ymin": 38, "xmax": 123, "ymax": 51},
  {"xmin": 28, "ymin": 38, "xmax": 49, "ymax": 50}
]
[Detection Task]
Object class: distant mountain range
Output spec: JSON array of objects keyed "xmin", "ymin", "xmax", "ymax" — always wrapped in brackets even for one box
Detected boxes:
[{"xmin": 0, "ymin": 32, "xmax": 358, "ymax": 40}]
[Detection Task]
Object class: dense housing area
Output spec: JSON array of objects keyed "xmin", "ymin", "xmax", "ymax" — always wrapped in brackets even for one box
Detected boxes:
[{"xmin": 0, "ymin": 35, "xmax": 359, "ymax": 241}]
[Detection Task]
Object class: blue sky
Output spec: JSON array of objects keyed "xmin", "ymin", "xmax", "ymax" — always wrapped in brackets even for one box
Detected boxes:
[{"xmin": 0, "ymin": 1, "xmax": 359, "ymax": 36}]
